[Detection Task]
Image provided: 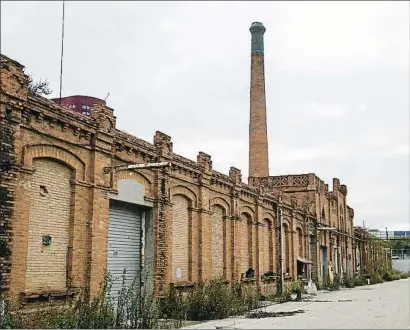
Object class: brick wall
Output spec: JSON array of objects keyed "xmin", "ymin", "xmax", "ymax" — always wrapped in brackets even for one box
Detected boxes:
[
  {"xmin": 240, "ymin": 214, "xmax": 250, "ymax": 275},
  {"xmin": 211, "ymin": 205, "xmax": 224, "ymax": 278},
  {"xmin": 25, "ymin": 159, "xmax": 72, "ymax": 293},
  {"xmin": 1, "ymin": 54, "xmax": 376, "ymax": 302},
  {"xmin": 260, "ymin": 220, "xmax": 270, "ymax": 273},
  {"xmin": 171, "ymin": 195, "xmax": 190, "ymax": 283},
  {"xmin": 0, "ymin": 108, "xmax": 17, "ymax": 293}
]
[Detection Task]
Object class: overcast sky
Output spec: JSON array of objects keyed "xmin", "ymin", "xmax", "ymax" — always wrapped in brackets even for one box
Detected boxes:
[{"xmin": 1, "ymin": 1, "xmax": 409, "ymax": 230}]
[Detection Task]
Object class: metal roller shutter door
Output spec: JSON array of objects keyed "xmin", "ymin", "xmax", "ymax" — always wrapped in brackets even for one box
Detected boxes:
[{"xmin": 107, "ymin": 201, "xmax": 142, "ymax": 299}]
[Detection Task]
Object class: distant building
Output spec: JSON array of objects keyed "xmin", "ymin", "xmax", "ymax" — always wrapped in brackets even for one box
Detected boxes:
[
  {"xmin": 51, "ymin": 95, "xmax": 106, "ymax": 116},
  {"xmin": 369, "ymin": 229, "xmax": 410, "ymax": 240}
]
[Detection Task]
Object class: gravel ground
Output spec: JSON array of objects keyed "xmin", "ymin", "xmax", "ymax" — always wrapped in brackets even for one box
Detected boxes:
[{"xmin": 182, "ymin": 278, "xmax": 410, "ymax": 329}]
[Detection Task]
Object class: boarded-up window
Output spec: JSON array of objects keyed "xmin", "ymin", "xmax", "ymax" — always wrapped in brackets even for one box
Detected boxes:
[
  {"xmin": 261, "ymin": 219, "xmax": 272, "ymax": 272},
  {"xmin": 172, "ymin": 195, "xmax": 190, "ymax": 282},
  {"xmin": 297, "ymin": 228, "xmax": 303, "ymax": 257},
  {"xmin": 26, "ymin": 158, "xmax": 72, "ymax": 292},
  {"xmin": 211, "ymin": 205, "xmax": 224, "ymax": 278},
  {"xmin": 283, "ymin": 223, "xmax": 290, "ymax": 274},
  {"xmin": 240, "ymin": 213, "xmax": 251, "ymax": 273}
]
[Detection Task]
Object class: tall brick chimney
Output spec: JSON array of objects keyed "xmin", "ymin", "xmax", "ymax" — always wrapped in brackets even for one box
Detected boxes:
[{"xmin": 248, "ymin": 22, "xmax": 269, "ymax": 178}]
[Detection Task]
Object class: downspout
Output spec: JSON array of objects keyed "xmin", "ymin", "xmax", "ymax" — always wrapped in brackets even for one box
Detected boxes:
[
  {"xmin": 307, "ymin": 218, "xmax": 312, "ymax": 281},
  {"xmin": 279, "ymin": 206, "xmax": 284, "ymax": 296}
]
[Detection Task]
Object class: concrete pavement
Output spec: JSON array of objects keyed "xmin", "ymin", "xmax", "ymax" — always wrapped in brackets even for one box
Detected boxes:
[{"xmin": 182, "ymin": 278, "xmax": 410, "ymax": 329}]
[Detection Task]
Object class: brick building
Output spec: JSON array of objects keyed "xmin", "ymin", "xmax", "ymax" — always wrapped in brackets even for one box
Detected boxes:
[
  {"xmin": 0, "ymin": 22, "xmax": 366, "ymax": 304},
  {"xmin": 50, "ymin": 95, "xmax": 106, "ymax": 116}
]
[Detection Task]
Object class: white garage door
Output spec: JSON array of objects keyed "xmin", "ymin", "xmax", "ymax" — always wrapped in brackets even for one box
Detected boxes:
[{"xmin": 107, "ymin": 200, "xmax": 142, "ymax": 300}]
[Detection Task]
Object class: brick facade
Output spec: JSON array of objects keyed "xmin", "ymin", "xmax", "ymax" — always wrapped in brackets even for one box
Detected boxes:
[
  {"xmin": 25, "ymin": 159, "xmax": 72, "ymax": 293},
  {"xmin": 0, "ymin": 53, "xmax": 357, "ymax": 302},
  {"xmin": 0, "ymin": 22, "xmax": 380, "ymax": 303}
]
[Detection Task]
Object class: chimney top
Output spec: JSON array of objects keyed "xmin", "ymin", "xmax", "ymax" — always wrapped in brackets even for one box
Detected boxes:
[{"xmin": 250, "ymin": 22, "xmax": 266, "ymax": 35}]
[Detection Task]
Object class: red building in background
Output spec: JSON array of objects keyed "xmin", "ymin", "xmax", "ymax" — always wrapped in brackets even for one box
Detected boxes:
[{"xmin": 51, "ymin": 95, "xmax": 106, "ymax": 116}]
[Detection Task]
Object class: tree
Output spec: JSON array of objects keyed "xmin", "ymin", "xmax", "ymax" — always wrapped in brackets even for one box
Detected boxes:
[{"xmin": 27, "ymin": 74, "xmax": 53, "ymax": 96}]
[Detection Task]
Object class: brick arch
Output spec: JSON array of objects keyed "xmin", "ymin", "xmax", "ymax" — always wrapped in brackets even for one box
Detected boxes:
[
  {"xmin": 210, "ymin": 197, "xmax": 230, "ymax": 215},
  {"xmin": 239, "ymin": 205, "xmax": 255, "ymax": 218},
  {"xmin": 23, "ymin": 144, "xmax": 86, "ymax": 181},
  {"xmin": 240, "ymin": 211, "xmax": 253, "ymax": 223},
  {"xmin": 262, "ymin": 218, "xmax": 273, "ymax": 228},
  {"xmin": 282, "ymin": 217, "xmax": 291, "ymax": 229},
  {"xmin": 262, "ymin": 212, "xmax": 275, "ymax": 224},
  {"xmin": 296, "ymin": 226, "xmax": 304, "ymax": 257},
  {"xmin": 170, "ymin": 185, "xmax": 198, "ymax": 208},
  {"xmin": 115, "ymin": 170, "xmax": 154, "ymax": 199},
  {"xmin": 261, "ymin": 218, "xmax": 274, "ymax": 273}
]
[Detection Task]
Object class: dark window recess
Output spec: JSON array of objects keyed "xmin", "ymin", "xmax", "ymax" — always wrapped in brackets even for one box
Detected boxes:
[
  {"xmin": 39, "ymin": 185, "xmax": 48, "ymax": 197},
  {"xmin": 0, "ymin": 187, "xmax": 8, "ymax": 202}
]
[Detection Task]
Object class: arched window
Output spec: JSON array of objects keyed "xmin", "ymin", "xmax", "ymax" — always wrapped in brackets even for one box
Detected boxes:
[
  {"xmin": 261, "ymin": 219, "xmax": 273, "ymax": 273},
  {"xmin": 26, "ymin": 158, "xmax": 73, "ymax": 292},
  {"xmin": 297, "ymin": 228, "xmax": 304, "ymax": 257},
  {"xmin": 172, "ymin": 195, "xmax": 191, "ymax": 282},
  {"xmin": 211, "ymin": 205, "xmax": 225, "ymax": 278},
  {"xmin": 283, "ymin": 223, "xmax": 290, "ymax": 275},
  {"xmin": 240, "ymin": 213, "xmax": 253, "ymax": 274}
]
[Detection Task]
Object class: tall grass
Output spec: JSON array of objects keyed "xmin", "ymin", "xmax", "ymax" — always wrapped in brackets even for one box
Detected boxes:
[{"xmin": 1, "ymin": 275, "xmax": 260, "ymax": 329}]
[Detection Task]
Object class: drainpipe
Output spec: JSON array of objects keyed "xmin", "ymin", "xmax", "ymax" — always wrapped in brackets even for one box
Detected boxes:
[
  {"xmin": 307, "ymin": 218, "xmax": 312, "ymax": 281},
  {"xmin": 279, "ymin": 206, "xmax": 284, "ymax": 296}
]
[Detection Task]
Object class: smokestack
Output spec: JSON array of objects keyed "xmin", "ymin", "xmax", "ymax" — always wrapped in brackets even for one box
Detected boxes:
[{"xmin": 249, "ymin": 22, "xmax": 269, "ymax": 178}]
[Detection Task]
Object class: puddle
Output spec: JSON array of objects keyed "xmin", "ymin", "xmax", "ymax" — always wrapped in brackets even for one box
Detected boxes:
[{"xmin": 246, "ymin": 310, "xmax": 305, "ymax": 319}]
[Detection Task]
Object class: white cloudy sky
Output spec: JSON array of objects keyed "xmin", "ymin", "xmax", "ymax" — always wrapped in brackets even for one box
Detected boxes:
[{"xmin": 1, "ymin": 1, "xmax": 409, "ymax": 230}]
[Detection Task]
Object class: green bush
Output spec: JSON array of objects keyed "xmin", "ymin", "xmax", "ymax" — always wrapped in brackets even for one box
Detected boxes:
[
  {"xmin": 182, "ymin": 280, "xmax": 259, "ymax": 321},
  {"xmin": 369, "ymin": 273, "xmax": 383, "ymax": 284},
  {"xmin": 315, "ymin": 280, "xmax": 323, "ymax": 291},
  {"xmin": 1, "ymin": 273, "xmax": 162, "ymax": 329},
  {"xmin": 381, "ymin": 270, "xmax": 406, "ymax": 282},
  {"xmin": 1, "ymin": 276, "xmax": 262, "ymax": 328},
  {"xmin": 383, "ymin": 271, "xmax": 394, "ymax": 281},
  {"xmin": 327, "ymin": 275, "xmax": 341, "ymax": 291},
  {"xmin": 353, "ymin": 276, "xmax": 366, "ymax": 286},
  {"xmin": 343, "ymin": 277, "xmax": 355, "ymax": 288}
]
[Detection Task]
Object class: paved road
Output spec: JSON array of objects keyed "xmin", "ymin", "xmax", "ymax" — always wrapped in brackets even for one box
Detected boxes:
[{"xmin": 182, "ymin": 278, "xmax": 410, "ymax": 329}]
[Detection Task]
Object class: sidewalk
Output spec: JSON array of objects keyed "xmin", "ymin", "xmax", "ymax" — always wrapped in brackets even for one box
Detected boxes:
[{"xmin": 182, "ymin": 279, "xmax": 410, "ymax": 329}]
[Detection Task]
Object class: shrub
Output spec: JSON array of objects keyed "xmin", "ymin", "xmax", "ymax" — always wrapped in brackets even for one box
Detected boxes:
[
  {"xmin": 1, "ymin": 276, "xmax": 262, "ymax": 328},
  {"xmin": 327, "ymin": 275, "xmax": 341, "ymax": 291},
  {"xmin": 315, "ymin": 280, "xmax": 323, "ymax": 291},
  {"xmin": 159, "ymin": 284, "xmax": 186, "ymax": 321},
  {"xmin": 353, "ymin": 276, "xmax": 366, "ymax": 286},
  {"xmin": 183, "ymin": 280, "xmax": 259, "ymax": 321},
  {"xmin": 1, "ymin": 272, "xmax": 162, "ymax": 329},
  {"xmin": 343, "ymin": 277, "xmax": 355, "ymax": 288},
  {"xmin": 369, "ymin": 273, "xmax": 383, "ymax": 284}
]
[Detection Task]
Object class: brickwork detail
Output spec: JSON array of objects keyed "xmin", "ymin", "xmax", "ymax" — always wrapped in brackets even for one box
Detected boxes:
[
  {"xmin": 260, "ymin": 219, "xmax": 271, "ymax": 273},
  {"xmin": 0, "ymin": 109, "xmax": 16, "ymax": 293},
  {"xmin": 296, "ymin": 227, "xmax": 303, "ymax": 257},
  {"xmin": 0, "ymin": 49, "xmax": 380, "ymax": 301},
  {"xmin": 171, "ymin": 195, "xmax": 190, "ymax": 282},
  {"xmin": 211, "ymin": 205, "xmax": 224, "ymax": 278},
  {"xmin": 25, "ymin": 158, "xmax": 72, "ymax": 292},
  {"xmin": 283, "ymin": 223, "xmax": 290, "ymax": 274},
  {"xmin": 240, "ymin": 213, "xmax": 250, "ymax": 275},
  {"xmin": 249, "ymin": 22, "xmax": 269, "ymax": 178}
]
